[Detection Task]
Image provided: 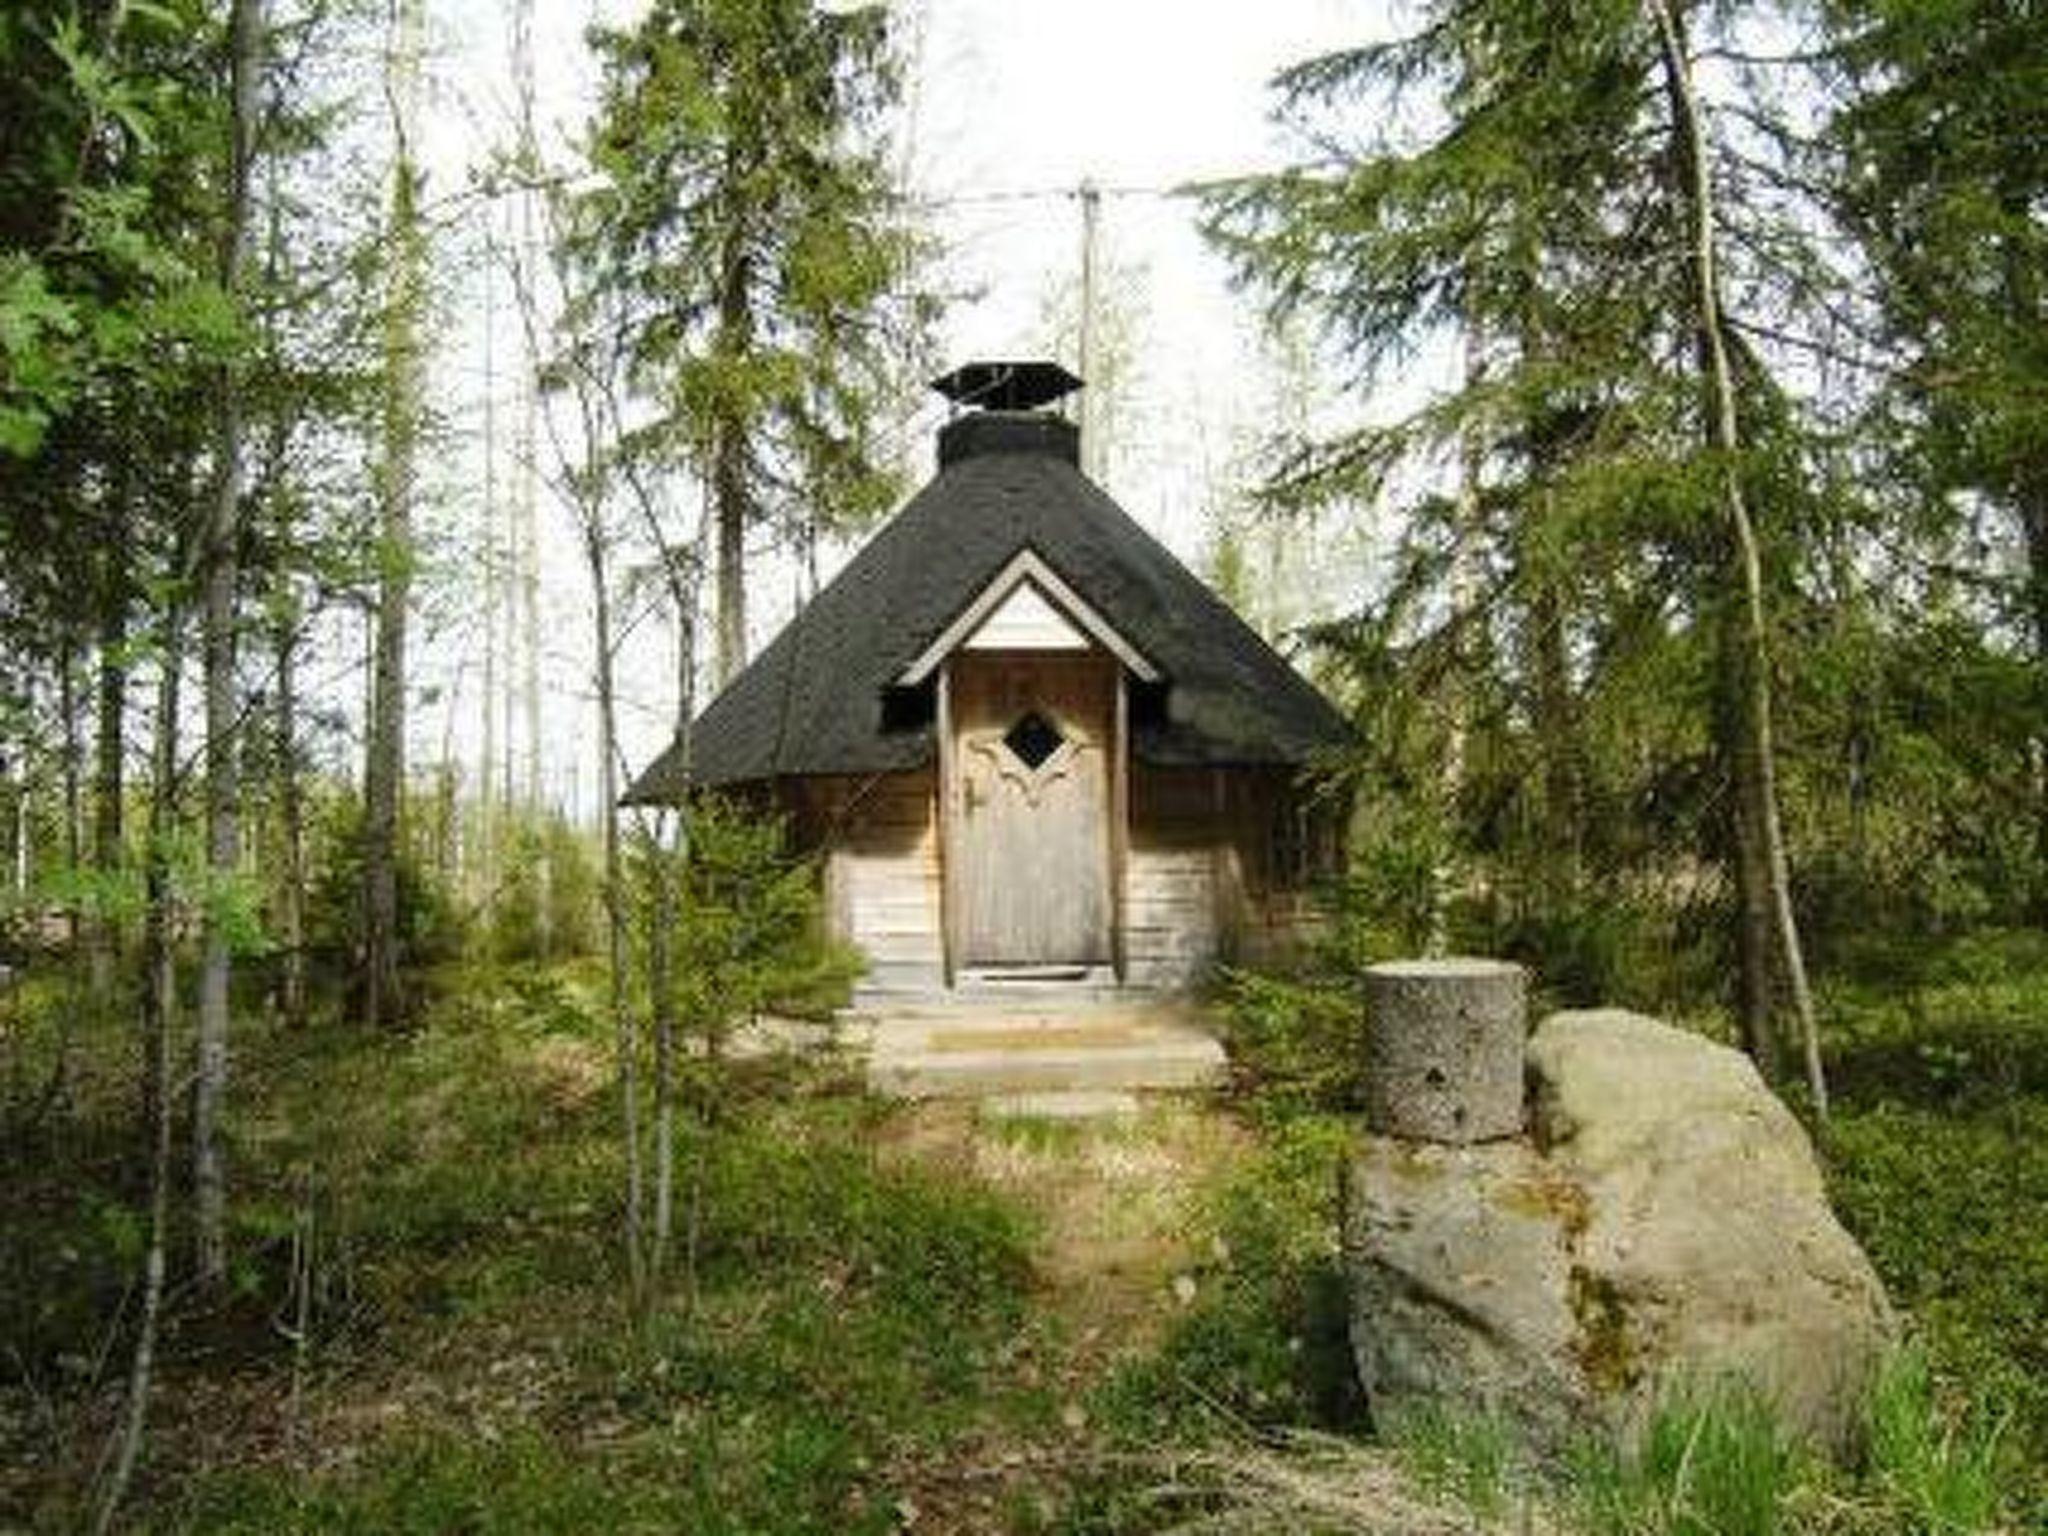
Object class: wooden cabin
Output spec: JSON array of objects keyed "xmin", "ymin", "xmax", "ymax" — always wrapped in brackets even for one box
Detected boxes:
[{"xmin": 626, "ymin": 361, "xmax": 1350, "ymax": 994}]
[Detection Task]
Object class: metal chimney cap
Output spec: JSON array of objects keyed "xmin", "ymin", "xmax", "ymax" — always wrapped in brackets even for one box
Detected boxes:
[{"xmin": 931, "ymin": 360, "xmax": 1083, "ymax": 412}]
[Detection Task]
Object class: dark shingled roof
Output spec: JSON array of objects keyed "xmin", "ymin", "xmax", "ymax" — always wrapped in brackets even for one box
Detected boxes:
[{"xmin": 626, "ymin": 412, "xmax": 1350, "ymax": 798}]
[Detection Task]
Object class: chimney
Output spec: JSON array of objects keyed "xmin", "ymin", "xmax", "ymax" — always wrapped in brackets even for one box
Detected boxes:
[{"xmin": 931, "ymin": 360, "xmax": 1083, "ymax": 469}]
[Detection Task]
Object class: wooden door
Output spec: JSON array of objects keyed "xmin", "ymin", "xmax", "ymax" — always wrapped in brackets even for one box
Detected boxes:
[{"xmin": 948, "ymin": 651, "xmax": 1114, "ymax": 968}]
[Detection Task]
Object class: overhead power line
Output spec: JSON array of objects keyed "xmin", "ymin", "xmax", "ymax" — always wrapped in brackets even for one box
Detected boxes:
[{"xmin": 911, "ymin": 171, "xmax": 1263, "ymax": 211}]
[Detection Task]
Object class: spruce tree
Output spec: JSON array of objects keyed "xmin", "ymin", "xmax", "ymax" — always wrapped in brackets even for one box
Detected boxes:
[
  {"xmin": 573, "ymin": 0, "xmax": 927, "ymax": 687},
  {"xmin": 1207, "ymin": 1, "xmax": 1841, "ymax": 1091},
  {"xmin": 1826, "ymin": 0, "xmax": 2048, "ymax": 897}
]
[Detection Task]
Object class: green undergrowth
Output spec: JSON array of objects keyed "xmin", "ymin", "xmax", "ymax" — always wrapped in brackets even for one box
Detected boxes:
[
  {"xmin": 10, "ymin": 924, "xmax": 2044, "ymax": 1533},
  {"xmin": 2, "ymin": 971, "xmax": 155, "ymax": 1387},
  {"xmin": 159, "ymin": 1037, "xmax": 1042, "ymax": 1531},
  {"xmin": 1820, "ymin": 928, "xmax": 2048, "ymax": 1521},
  {"xmin": 3, "ymin": 961, "xmax": 1049, "ymax": 1531},
  {"xmin": 1095, "ymin": 1110, "xmax": 1364, "ymax": 1441}
]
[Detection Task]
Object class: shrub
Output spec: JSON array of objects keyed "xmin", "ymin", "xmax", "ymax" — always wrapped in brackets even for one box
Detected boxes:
[
  {"xmin": 483, "ymin": 812, "xmax": 601, "ymax": 964},
  {"xmin": 301, "ymin": 788, "xmax": 461, "ymax": 1004},
  {"xmin": 1216, "ymin": 965, "xmax": 1365, "ymax": 1113},
  {"xmin": 637, "ymin": 793, "xmax": 861, "ymax": 1043}
]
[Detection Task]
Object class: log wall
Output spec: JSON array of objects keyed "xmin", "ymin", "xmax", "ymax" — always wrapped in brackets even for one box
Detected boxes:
[
  {"xmin": 779, "ymin": 770, "xmax": 945, "ymax": 994},
  {"xmin": 776, "ymin": 761, "xmax": 1331, "ymax": 994},
  {"xmin": 1126, "ymin": 764, "xmax": 1328, "ymax": 987}
]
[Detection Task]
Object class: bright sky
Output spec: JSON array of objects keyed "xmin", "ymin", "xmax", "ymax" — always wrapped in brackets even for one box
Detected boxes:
[
  {"xmin": 907, "ymin": 1, "xmax": 1371, "ymax": 520},
  {"xmin": 413, "ymin": 0, "xmax": 1393, "ymax": 814}
]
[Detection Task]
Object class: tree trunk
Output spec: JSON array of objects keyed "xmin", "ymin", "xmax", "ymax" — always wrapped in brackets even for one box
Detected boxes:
[
  {"xmin": 478, "ymin": 215, "xmax": 500, "ymax": 895},
  {"xmin": 693, "ymin": 212, "xmax": 743, "ymax": 1282},
  {"xmin": 1718, "ymin": 598, "xmax": 1781, "ymax": 1073},
  {"xmin": 2027, "ymin": 484, "xmax": 2048, "ymax": 895},
  {"xmin": 1649, "ymin": 0, "xmax": 1824, "ymax": 1114},
  {"xmin": 0, "ymin": 690, "xmax": 11, "ymax": 903},
  {"xmin": 92, "ymin": 604, "xmax": 184, "ymax": 1536},
  {"xmin": 648, "ymin": 816, "xmax": 678, "ymax": 1283},
  {"xmin": 8, "ymin": 746, "xmax": 26, "ymax": 899},
  {"xmin": 194, "ymin": 0, "xmax": 263, "ymax": 1288},
  {"xmin": 2001, "ymin": 203, "xmax": 2048, "ymax": 903},
  {"xmin": 713, "ymin": 428, "xmax": 747, "ymax": 690},
  {"xmin": 1432, "ymin": 326, "xmax": 1485, "ymax": 955},
  {"xmin": 512, "ymin": 0, "xmax": 548, "ymax": 952},
  {"xmin": 363, "ymin": 0, "xmax": 425, "ymax": 1029},
  {"xmin": 58, "ymin": 636, "xmax": 82, "ymax": 946},
  {"xmin": 90, "ymin": 544, "xmax": 127, "ymax": 1002},
  {"xmin": 273, "ymin": 599, "xmax": 307, "ymax": 1028},
  {"xmin": 585, "ymin": 527, "xmax": 645, "ymax": 1299},
  {"xmin": 1076, "ymin": 179, "xmax": 1103, "ymax": 481},
  {"xmin": 0, "ymin": 664, "xmax": 22, "ymax": 903},
  {"xmin": 650, "ymin": 547, "xmax": 700, "ymax": 1288},
  {"xmin": 1528, "ymin": 559, "xmax": 1584, "ymax": 886},
  {"xmin": 712, "ymin": 204, "xmax": 753, "ymax": 688},
  {"xmin": 258, "ymin": 158, "xmax": 306, "ymax": 1031}
]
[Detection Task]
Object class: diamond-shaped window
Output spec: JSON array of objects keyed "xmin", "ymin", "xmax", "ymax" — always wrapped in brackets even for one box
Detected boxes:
[{"xmin": 1003, "ymin": 710, "xmax": 1065, "ymax": 771}]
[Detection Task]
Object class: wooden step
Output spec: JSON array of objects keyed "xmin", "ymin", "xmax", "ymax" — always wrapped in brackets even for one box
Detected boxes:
[{"xmin": 863, "ymin": 998, "xmax": 1226, "ymax": 1099}]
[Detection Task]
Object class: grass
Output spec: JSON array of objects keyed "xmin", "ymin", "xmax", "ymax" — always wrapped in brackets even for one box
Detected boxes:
[
  {"xmin": 1566, "ymin": 1384, "xmax": 1807, "ymax": 1536},
  {"xmin": 1861, "ymin": 1346, "xmax": 2010, "ymax": 1535},
  {"xmin": 2, "ymin": 958, "xmax": 1411, "ymax": 1533},
  {"xmin": 1092, "ymin": 1109, "xmax": 1364, "ymax": 1440},
  {"xmin": 1383, "ymin": 1402, "xmax": 1525, "ymax": 1522}
]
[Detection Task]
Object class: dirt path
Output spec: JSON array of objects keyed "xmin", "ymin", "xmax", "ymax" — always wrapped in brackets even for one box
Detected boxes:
[
  {"xmin": 876, "ymin": 1097, "xmax": 1522, "ymax": 1534},
  {"xmin": 884, "ymin": 1099, "xmax": 1251, "ymax": 1372}
]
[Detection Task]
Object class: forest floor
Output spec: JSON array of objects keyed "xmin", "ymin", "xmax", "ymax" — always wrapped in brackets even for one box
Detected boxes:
[
  {"xmin": 3, "ymin": 946, "xmax": 2045, "ymax": 1532},
  {"xmin": 0, "ymin": 961, "xmax": 1478, "ymax": 1532}
]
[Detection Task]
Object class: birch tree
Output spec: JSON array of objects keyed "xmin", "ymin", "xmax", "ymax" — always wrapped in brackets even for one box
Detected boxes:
[
  {"xmin": 507, "ymin": 183, "xmax": 654, "ymax": 1301},
  {"xmin": 92, "ymin": 567, "xmax": 187, "ymax": 1536},
  {"xmin": 361, "ymin": 0, "xmax": 426, "ymax": 1028},
  {"xmin": 193, "ymin": 0, "xmax": 265, "ymax": 1287},
  {"xmin": 1647, "ymin": 0, "xmax": 1822, "ymax": 1110}
]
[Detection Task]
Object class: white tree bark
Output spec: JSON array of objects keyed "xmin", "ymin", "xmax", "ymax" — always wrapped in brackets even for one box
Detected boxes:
[
  {"xmin": 194, "ymin": 0, "xmax": 264, "ymax": 1289},
  {"xmin": 505, "ymin": 196, "xmax": 651, "ymax": 1299},
  {"xmin": 93, "ymin": 602, "xmax": 186, "ymax": 1535}
]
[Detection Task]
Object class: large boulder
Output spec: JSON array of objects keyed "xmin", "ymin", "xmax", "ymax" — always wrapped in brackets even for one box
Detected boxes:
[{"xmin": 1344, "ymin": 1009, "xmax": 1896, "ymax": 1455}]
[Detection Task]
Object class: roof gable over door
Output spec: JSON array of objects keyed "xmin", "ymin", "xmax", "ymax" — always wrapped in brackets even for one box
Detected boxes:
[
  {"xmin": 901, "ymin": 550, "xmax": 1159, "ymax": 680},
  {"xmin": 963, "ymin": 580, "xmax": 1087, "ymax": 653},
  {"xmin": 626, "ymin": 417, "xmax": 1350, "ymax": 797}
]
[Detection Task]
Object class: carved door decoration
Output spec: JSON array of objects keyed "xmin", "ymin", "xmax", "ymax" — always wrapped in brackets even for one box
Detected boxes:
[{"xmin": 950, "ymin": 652, "xmax": 1114, "ymax": 967}]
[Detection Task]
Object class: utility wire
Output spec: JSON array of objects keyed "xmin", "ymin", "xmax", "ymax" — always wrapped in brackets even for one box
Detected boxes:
[{"xmin": 910, "ymin": 172, "xmax": 1263, "ymax": 210}]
